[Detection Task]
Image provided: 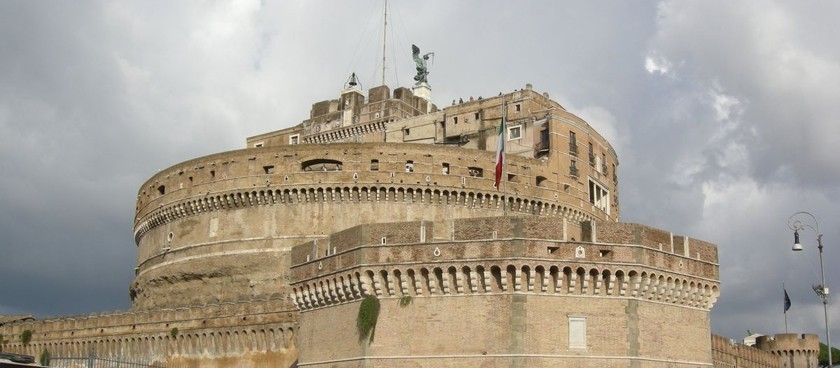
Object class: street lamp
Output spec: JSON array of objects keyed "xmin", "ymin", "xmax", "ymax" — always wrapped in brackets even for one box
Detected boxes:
[{"xmin": 788, "ymin": 211, "xmax": 831, "ymax": 366}]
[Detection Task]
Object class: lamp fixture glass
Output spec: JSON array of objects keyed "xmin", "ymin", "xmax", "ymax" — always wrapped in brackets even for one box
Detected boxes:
[{"xmin": 793, "ymin": 230, "xmax": 803, "ymax": 251}]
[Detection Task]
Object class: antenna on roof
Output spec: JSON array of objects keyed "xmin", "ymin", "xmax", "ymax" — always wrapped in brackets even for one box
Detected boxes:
[{"xmin": 380, "ymin": 0, "xmax": 388, "ymax": 86}]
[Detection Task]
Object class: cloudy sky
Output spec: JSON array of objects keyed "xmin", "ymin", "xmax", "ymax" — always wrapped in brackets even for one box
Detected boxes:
[{"xmin": 1, "ymin": 0, "xmax": 839, "ymax": 344}]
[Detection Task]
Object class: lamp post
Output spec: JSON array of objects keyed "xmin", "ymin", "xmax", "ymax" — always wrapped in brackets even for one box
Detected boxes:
[{"xmin": 788, "ymin": 211, "xmax": 831, "ymax": 366}]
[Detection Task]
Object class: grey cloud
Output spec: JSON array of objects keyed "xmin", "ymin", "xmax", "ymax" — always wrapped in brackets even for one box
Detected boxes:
[{"xmin": 1, "ymin": 0, "xmax": 838, "ymax": 346}]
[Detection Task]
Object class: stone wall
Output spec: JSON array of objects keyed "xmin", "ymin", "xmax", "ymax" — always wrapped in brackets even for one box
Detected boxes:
[
  {"xmin": 710, "ymin": 334, "xmax": 820, "ymax": 368},
  {"xmin": 755, "ymin": 334, "xmax": 820, "ymax": 368},
  {"xmin": 290, "ymin": 216, "xmax": 720, "ymax": 367},
  {"xmin": 0, "ymin": 299, "xmax": 298, "ymax": 368}
]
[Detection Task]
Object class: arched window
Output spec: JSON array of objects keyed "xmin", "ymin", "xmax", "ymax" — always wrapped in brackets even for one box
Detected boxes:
[{"xmin": 301, "ymin": 159, "xmax": 343, "ymax": 172}]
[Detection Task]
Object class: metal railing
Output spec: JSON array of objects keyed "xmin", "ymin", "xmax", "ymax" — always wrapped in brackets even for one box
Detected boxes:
[{"xmin": 48, "ymin": 354, "xmax": 180, "ymax": 368}]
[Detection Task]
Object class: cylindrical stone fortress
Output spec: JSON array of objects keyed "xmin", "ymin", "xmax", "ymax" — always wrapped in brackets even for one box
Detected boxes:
[{"xmin": 131, "ymin": 85, "xmax": 619, "ymax": 310}]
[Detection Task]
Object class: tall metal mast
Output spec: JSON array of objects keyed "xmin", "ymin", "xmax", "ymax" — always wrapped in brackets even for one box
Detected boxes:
[{"xmin": 381, "ymin": 0, "xmax": 388, "ymax": 86}]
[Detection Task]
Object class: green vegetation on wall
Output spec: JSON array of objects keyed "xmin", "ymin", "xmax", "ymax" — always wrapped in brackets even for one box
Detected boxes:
[
  {"xmin": 38, "ymin": 348, "xmax": 50, "ymax": 366},
  {"xmin": 398, "ymin": 295, "xmax": 413, "ymax": 307},
  {"xmin": 170, "ymin": 327, "xmax": 179, "ymax": 338},
  {"xmin": 20, "ymin": 330, "xmax": 32, "ymax": 346},
  {"xmin": 356, "ymin": 296, "xmax": 380, "ymax": 342}
]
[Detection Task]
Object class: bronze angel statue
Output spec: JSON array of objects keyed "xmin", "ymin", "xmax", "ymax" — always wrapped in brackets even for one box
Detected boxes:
[{"xmin": 412, "ymin": 44, "xmax": 434, "ymax": 84}]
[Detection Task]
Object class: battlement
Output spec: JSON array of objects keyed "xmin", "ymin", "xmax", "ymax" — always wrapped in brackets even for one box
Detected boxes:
[
  {"xmin": 0, "ymin": 298, "xmax": 298, "ymax": 365},
  {"xmin": 289, "ymin": 216, "xmax": 720, "ymax": 312},
  {"xmin": 712, "ymin": 334, "xmax": 779, "ymax": 368},
  {"xmin": 755, "ymin": 333, "xmax": 820, "ymax": 354},
  {"xmin": 290, "ymin": 217, "xmax": 720, "ymax": 267},
  {"xmin": 583, "ymin": 221, "xmax": 719, "ymax": 268}
]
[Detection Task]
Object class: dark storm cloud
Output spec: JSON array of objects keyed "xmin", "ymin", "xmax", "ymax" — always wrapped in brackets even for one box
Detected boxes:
[{"xmin": 0, "ymin": 0, "xmax": 837, "ymax": 346}]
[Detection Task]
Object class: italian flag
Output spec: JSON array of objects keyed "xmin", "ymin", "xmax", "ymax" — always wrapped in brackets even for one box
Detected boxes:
[{"xmin": 494, "ymin": 119, "xmax": 505, "ymax": 189}]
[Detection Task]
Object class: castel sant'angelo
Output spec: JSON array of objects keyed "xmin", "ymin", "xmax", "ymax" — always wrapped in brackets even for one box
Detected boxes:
[{"xmin": 0, "ymin": 48, "xmax": 821, "ymax": 368}]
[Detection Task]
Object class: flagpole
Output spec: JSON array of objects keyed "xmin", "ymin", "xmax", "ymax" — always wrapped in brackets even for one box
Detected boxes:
[
  {"xmin": 783, "ymin": 282, "xmax": 789, "ymax": 333},
  {"xmin": 502, "ymin": 95, "xmax": 508, "ymax": 217}
]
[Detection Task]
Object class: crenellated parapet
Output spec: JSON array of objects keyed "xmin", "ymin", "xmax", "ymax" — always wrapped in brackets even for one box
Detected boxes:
[
  {"xmin": 755, "ymin": 333, "xmax": 820, "ymax": 368},
  {"xmin": 712, "ymin": 334, "xmax": 779, "ymax": 368},
  {"xmin": 289, "ymin": 216, "xmax": 720, "ymax": 312},
  {"xmin": 0, "ymin": 298, "xmax": 298, "ymax": 366}
]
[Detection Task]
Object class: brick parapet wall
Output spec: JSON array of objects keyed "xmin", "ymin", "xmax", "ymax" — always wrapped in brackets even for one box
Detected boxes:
[
  {"xmin": 756, "ymin": 333, "xmax": 820, "ymax": 367},
  {"xmin": 711, "ymin": 333, "xmax": 820, "ymax": 368},
  {"xmin": 0, "ymin": 299, "xmax": 298, "ymax": 365},
  {"xmin": 587, "ymin": 222, "xmax": 718, "ymax": 264},
  {"xmin": 289, "ymin": 217, "xmax": 720, "ymax": 312}
]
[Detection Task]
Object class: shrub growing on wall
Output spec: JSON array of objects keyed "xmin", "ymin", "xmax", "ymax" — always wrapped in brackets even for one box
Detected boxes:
[
  {"xmin": 20, "ymin": 330, "xmax": 32, "ymax": 346},
  {"xmin": 38, "ymin": 348, "xmax": 50, "ymax": 366},
  {"xmin": 399, "ymin": 295, "xmax": 413, "ymax": 307},
  {"xmin": 356, "ymin": 296, "xmax": 380, "ymax": 342}
]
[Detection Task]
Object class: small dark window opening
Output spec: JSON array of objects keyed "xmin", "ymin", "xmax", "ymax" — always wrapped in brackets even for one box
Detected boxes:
[
  {"xmin": 453, "ymin": 116, "xmax": 458, "ymax": 124},
  {"xmin": 468, "ymin": 167, "xmax": 484, "ymax": 177},
  {"xmin": 263, "ymin": 165, "xmax": 275, "ymax": 174},
  {"xmin": 536, "ymin": 176, "xmax": 547, "ymax": 187},
  {"xmin": 371, "ymin": 159, "xmax": 379, "ymax": 171},
  {"xmin": 302, "ymin": 159, "xmax": 343, "ymax": 172},
  {"xmin": 515, "ymin": 104, "xmax": 521, "ymax": 112},
  {"xmin": 405, "ymin": 160, "xmax": 414, "ymax": 173},
  {"xmin": 474, "ymin": 112, "xmax": 480, "ymax": 120},
  {"xmin": 442, "ymin": 163, "xmax": 450, "ymax": 175},
  {"xmin": 157, "ymin": 185, "xmax": 165, "ymax": 195},
  {"xmin": 210, "ymin": 170, "xmax": 216, "ymax": 179}
]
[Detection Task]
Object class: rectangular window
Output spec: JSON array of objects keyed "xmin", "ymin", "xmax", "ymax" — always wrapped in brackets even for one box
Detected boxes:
[
  {"xmin": 370, "ymin": 159, "xmax": 379, "ymax": 171},
  {"xmin": 588, "ymin": 179, "xmax": 610, "ymax": 215},
  {"xmin": 289, "ymin": 134, "xmax": 300, "ymax": 145},
  {"xmin": 515, "ymin": 103, "xmax": 521, "ymax": 112},
  {"xmin": 468, "ymin": 167, "xmax": 483, "ymax": 177},
  {"xmin": 569, "ymin": 131, "xmax": 578, "ymax": 156},
  {"xmin": 263, "ymin": 165, "xmax": 275, "ymax": 174},
  {"xmin": 570, "ymin": 160, "xmax": 578, "ymax": 178},
  {"xmin": 602, "ymin": 153, "xmax": 608, "ymax": 174},
  {"xmin": 507, "ymin": 125, "xmax": 522, "ymax": 140},
  {"xmin": 453, "ymin": 116, "xmax": 459, "ymax": 124},
  {"xmin": 442, "ymin": 163, "xmax": 450, "ymax": 175},
  {"xmin": 474, "ymin": 112, "xmax": 480, "ymax": 120},
  {"xmin": 253, "ymin": 142, "xmax": 264, "ymax": 148},
  {"xmin": 569, "ymin": 317, "xmax": 586, "ymax": 349}
]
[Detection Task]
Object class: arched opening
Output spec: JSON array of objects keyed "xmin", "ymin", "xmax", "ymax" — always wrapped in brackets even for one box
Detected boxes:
[{"xmin": 302, "ymin": 159, "xmax": 343, "ymax": 172}]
